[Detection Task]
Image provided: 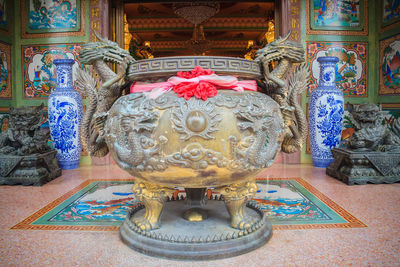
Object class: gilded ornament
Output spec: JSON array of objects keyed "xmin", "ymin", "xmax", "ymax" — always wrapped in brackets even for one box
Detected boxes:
[{"xmin": 172, "ymin": 97, "xmax": 221, "ymax": 140}]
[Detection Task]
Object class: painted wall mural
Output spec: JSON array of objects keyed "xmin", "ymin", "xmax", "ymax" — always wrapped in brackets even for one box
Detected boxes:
[
  {"xmin": 21, "ymin": 0, "xmax": 84, "ymax": 38},
  {"xmin": 379, "ymin": 34, "xmax": 400, "ymax": 95},
  {"xmin": 306, "ymin": 0, "xmax": 368, "ymax": 35},
  {"xmin": 28, "ymin": 0, "xmax": 78, "ymax": 30},
  {"xmin": 0, "ymin": 107, "xmax": 9, "ymax": 133},
  {"xmin": 22, "ymin": 43, "xmax": 82, "ymax": 99},
  {"xmin": 307, "ymin": 41, "xmax": 368, "ymax": 97},
  {"xmin": 382, "ymin": 0, "xmax": 400, "ymax": 28},
  {"xmin": 0, "ymin": 42, "xmax": 11, "ymax": 99},
  {"xmin": 313, "ymin": 0, "xmax": 361, "ymax": 28},
  {"xmin": 0, "ymin": 0, "xmax": 8, "ymax": 32}
]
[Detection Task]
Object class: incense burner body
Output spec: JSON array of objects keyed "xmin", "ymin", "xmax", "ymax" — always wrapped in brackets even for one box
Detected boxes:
[
  {"xmin": 105, "ymin": 89, "xmax": 285, "ymax": 188},
  {"xmin": 77, "ymin": 33, "xmax": 309, "ymax": 258}
]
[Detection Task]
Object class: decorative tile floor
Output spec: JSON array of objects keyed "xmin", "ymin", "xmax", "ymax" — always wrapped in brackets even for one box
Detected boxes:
[
  {"xmin": 11, "ymin": 178, "xmax": 365, "ymax": 231},
  {"xmin": 1, "ymin": 163, "xmax": 399, "ymax": 266}
]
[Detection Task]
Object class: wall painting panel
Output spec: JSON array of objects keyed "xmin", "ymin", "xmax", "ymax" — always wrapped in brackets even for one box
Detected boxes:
[
  {"xmin": 306, "ymin": 0, "xmax": 368, "ymax": 35},
  {"xmin": 0, "ymin": 42, "xmax": 11, "ymax": 99},
  {"xmin": 307, "ymin": 41, "xmax": 368, "ymax": 97},
  {"xmin": 0, "ymin": 107, "xmax": 9, "ymax": 133},
  {"xmin": 21, "ymin": 0, "xmax": 85, "ymax": 38},
  {"xmin": 0, "ymin": 0, "xmax": 10, "ymax": 34},
  {"xmin": 381, "ymin": 0, "xmax": 400, "ymax": 31},
  {"xmin": 22, "ymin": 43, "xmax": 82, "ymax": 99},
  {"xmin": 379, "ymin": 34, "xmax": 400, "ymax": 95}
]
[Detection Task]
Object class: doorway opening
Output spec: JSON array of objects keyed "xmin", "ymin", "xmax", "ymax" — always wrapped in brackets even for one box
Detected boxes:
[{"xmin": 117, "ymin": 2, "xmax": 275, "ymax": 59}]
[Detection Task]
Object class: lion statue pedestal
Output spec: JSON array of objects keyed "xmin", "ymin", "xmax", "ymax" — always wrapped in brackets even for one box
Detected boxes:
[
  {"xmin": 327, "ymin": 103, "xmax": 400, "ymax": 185},
  {"xmin": 0, "ymin": 104, "xmax": 61, "ymax": 186},
  {"xmin": 77, "ymin": 32, "xmax": 308, "ymax": 260}
]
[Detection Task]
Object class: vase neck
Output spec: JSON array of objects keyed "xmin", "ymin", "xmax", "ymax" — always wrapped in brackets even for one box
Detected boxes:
[
  {"xmin": 318, "ymin": 61, "xmax": 337, "ymax": 88},
  {"xmin": 55, "ymin": 63, "xmax": 74, "ymax": 89}
]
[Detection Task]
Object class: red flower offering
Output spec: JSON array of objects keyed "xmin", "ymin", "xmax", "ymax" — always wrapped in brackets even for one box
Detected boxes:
[
  {"xmin": 173, "ymin": 66, "xmax": 217, "ymax": 100},
  {"xmin": 130, "ymin": 65, "xmax": 257, "ymax": 100},
  {"xmin": 177, "ymin": 66, "xmax": 214, "ymax": 79}
]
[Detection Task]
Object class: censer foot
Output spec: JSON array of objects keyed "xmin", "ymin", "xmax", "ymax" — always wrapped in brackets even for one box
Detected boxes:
[
  {"xmin": 219, "ymin": 181, "xmax": 259, "ymax": 229},
  {"xmin": 131, "ymin": 181, "xmax": 175, "ymax": 231}
]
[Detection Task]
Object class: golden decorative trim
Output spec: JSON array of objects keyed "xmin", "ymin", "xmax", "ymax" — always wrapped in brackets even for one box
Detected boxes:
[
  {"xmin": 306, "ymin": 0, "xmax": 368, "ymax": 36},
  {"xmin": 288, "ymin": 0, "xmax": 301, "ymax": 42},
  {"xmin": 128, "ymin": 17, "xmax": 268, "ymax": 31},
  {"xmin": 380, "ymin": 21, "xmax": 400, "ymax": 33},
  {"xmin": 11, "ymin": 178, "xmax": 366, "ymax": 231},
  {"xmin": 90, "ymin": 0, "xmax": 102, "ymax": 42},
  {"xmin": 381, "ymin": 103, "xmax": 400, "ymax": 109},
  {"xmin": 149, "ymin": 40, "xmax": 249, "ymax": 50},
  {"xmin": 21, "ymin": 0, "xmax": 85, "ymax": 39}
]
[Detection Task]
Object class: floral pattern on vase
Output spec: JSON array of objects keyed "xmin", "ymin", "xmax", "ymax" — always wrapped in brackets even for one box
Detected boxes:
[
  {"xmin": 309, "ymin": 56, "xmax": 344, "ymax": 168},
  {"xmin": 48, "ymin": 59, "xmax": 82, "ymax": 169}
]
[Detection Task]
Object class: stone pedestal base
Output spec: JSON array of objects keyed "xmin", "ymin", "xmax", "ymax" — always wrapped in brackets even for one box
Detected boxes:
[
  {"xmin": 120, "ymin": 199, "xmax": 272, "ymax": 260},
  {"xmin": 0, "ymin": 150, "xmax": 62, "ymax": 186},
  {"xmin": 326, "ymin": 148, "xmax": 400, "ymax": 185}
]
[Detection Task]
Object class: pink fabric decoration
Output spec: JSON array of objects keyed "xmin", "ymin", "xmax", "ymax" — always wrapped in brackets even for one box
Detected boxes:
[{"xmin": 130, "ymin": 73, "xmax": 257, "ymax": 99}]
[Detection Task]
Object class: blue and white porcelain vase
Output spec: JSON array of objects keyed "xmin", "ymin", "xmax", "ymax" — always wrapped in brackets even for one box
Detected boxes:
[
  {"xmin": 48, "ymin": 59, "xmax": 83, "ymax": 170},
  {"xmin": 309, "ymin": 56, "xmax": 344, "ymax": 168}
]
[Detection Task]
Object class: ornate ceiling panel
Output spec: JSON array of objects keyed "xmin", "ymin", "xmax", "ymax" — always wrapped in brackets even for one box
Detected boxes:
[{"xmin": 124, "ymin": 2, "xmax": 274, "ymax": 58}]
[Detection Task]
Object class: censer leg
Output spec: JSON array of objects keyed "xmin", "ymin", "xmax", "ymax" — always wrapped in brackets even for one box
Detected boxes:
[
  {"xmin": 219, "ymin": 181, "xmax": 258, "ymax": 229},
  {"xmin": 131, "ymin": 181, "xmax": 174, "ymax": 231}
]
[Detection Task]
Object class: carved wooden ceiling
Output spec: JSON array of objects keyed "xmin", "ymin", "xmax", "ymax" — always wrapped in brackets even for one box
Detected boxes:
[{"xmin": 124, "ymin": 2, "xmax": 275, "ymax": 58}]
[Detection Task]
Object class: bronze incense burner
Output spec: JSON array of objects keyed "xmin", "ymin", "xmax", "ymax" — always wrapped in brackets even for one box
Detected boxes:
[{"xmin": 77, "ymin": 32, "xmax": 308, "ymax": 259}]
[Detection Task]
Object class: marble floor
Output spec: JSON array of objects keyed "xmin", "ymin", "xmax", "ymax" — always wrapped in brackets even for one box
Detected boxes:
[{"xmin": 1, "ymin": 163, "xmax": 399, "ymax": 266}]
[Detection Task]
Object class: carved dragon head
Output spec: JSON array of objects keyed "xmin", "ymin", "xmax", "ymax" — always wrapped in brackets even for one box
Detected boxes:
[
  {"xmin": 255, "ymin": 31, "xmax": 305, "ymax": 63},
  {"xmin": 348, "ymin": 103, "xmax": 383, "ymax": 124},
  {"xmin": 9, "ymin": 103, "xmax": 44, "ymax": 131},
  {"xmin": 79, "ymin": 31, "xmax": 133, "ymax": 65}
]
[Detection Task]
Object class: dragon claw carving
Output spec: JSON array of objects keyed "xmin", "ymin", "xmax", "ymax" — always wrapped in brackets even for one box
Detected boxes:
[{"xmin": 133, "ymin": 218, "xmax": 159, "ymax": 231}]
